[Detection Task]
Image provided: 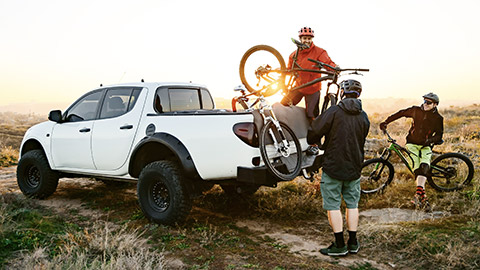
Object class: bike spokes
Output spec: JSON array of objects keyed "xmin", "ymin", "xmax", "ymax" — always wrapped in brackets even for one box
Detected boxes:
[
  {"xmin": 429, "ymin": 153, "xmax": 474, "ymax": 191},
  {"xmin": 260, "ymin": 121, "xmax": 302, "ymax": 181},
  {"xmin": 360, "ymin": 158, "xmax": 394, "ymax": 194},
  {"xmin": 240, "ymin": 45, "xmax": 286, "ymax": 97}
]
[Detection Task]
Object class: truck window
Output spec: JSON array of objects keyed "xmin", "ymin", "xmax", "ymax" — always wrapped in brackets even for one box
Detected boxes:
[
  {"xmin": 99, "ymin": 88, "xmax": 142, "ymax": 119},
  {"xmin": 169, "ymin": 89, "xmax": 201, "ymax": 111},
  {"xmin": 201, "ymin": 89, "xmax": 214, "ymax": 109},
  {"xmin": 154, "ymin": 87, "xmax": 213, "ymax": 113},
  {"xmin": 65, "ymin": 90, "xmax": 103, "ymax": 122}
]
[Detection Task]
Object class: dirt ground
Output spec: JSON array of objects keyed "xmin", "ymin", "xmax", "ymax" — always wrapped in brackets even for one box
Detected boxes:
[{"xmin": 0, "ymin": 166, "xmax": 445, "ymax": 269}]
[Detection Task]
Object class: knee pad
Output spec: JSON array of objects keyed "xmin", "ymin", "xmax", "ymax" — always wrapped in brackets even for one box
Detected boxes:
[{"xmin": 414, "ymin": 163, "xmax": 430, "ymax": 177}]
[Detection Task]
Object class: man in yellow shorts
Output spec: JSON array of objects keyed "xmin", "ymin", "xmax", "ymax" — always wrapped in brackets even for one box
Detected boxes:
[{"xmin": 380, "ymin": 93, "xmax": 444, "ymax": 210}]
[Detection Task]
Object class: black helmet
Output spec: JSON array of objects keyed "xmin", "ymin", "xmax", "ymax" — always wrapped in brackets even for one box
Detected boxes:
[
  {"xmin": 422, "ymin": 92, "xmax": 439, "ymax": 104},
  {"xmin": 340, "ymin": 79, "xmax": 362, "ymax": 97}
]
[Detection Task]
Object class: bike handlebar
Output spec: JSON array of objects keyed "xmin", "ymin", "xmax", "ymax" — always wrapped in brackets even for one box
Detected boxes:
[{"xmin": 307, "ymin": 58, "xmax": 369, "ymax": 72}]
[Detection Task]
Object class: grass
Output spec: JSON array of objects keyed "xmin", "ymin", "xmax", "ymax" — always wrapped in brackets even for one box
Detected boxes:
[{"xmin": 1, "ymin": 105, "xmax": 480, "ymax": 269}]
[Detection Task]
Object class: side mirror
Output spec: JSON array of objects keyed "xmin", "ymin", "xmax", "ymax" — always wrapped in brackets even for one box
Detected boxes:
[{"xmin": 48, "ymin": 110, "xmax": 63, "ymax": 123}]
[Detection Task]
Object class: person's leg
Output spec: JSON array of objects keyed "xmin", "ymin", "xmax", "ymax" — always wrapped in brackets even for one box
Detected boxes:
[
  {"xmin": 320, "ymin": 172, "xmax": 347, "ymax": 256},
  {"xmin": 345, "ymin": 208, "xmax": 359, "ymax": 232},
  {"xmin": 406, "ymin": 144, "xmax": 424, "ymax": 205},
  {"xmin": 343, "ymin": 178, "xmax": 361, "ymax": 253},
  {"xmin": 280, "ymin": 90, "xmax": 304, "ymax": 106},
  {"xmin": 304, "ymin": 91, "xmax": 320, "ymax": 120},
  {"xmin": 328, "ymin": 210, "xmax": 343, "ymax": 233}
]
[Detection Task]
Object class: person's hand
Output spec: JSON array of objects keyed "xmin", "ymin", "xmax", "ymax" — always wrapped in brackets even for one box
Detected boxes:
[
  {"xmin": 379, "ymin": 122, "xmax": 388, "ymax": 132},
  {"xmin": 423, "ymin": 138, "xmax": 433, "ymax": 147}
]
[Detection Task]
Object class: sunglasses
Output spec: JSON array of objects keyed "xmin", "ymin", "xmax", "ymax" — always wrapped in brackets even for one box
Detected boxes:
[{"xmin": 424, "ymin": 100, "xmax": 434, "ymax": 105}]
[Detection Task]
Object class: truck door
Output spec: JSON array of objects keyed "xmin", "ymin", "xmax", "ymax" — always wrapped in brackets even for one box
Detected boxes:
[
  {"xmin": 91, "ymin": 87, "xmax": 146, "ymax": 171},
  {"xmin": 50, "ymin": 90, "xmax": 103, "ymax": 169}
]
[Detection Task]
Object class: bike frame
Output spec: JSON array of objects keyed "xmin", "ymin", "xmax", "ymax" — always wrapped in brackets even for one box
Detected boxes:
[
  {"xmin": 379, "ymin": 131, "xmax": 448, "ymax": 177},
  {"xmin": 380, "ymin": 141, "xmax": 418, "ymax": 174}
]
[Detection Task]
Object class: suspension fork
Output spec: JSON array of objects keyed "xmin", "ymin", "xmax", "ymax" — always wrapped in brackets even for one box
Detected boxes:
[{"xmin": 262, "ymin": 107, "xmax": 290, "ymax": 154}]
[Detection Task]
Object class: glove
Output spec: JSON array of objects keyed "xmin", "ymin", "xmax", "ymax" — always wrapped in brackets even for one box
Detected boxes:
[{"xmin": 379, "ymin": 122, "xmax": 388, "ymax": 131}]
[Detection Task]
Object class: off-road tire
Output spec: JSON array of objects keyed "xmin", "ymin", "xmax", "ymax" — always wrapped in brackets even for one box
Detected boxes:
[
  {"xmin": 360, "ymin": 158, "xmax": 394, "ymax": 194},
  {"xmin": 428, "ymin": 152, "xmax": 474, "ymax": 191},
  {"xmin": 16, "ymin": 150, "xmax": 59, "ymax": 199},
  {"xmin": 137, "ymin": 161, "xmax": 192, "ymax": 225}
]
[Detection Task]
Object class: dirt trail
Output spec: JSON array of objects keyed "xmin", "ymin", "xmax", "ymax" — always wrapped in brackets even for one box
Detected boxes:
[{"xmin": 1, "ymin": 166, "xmax": 445, "ymax": 269}]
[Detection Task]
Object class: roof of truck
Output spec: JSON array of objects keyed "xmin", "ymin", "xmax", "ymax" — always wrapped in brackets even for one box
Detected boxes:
[{"xmin": 99, "ymin": 81, "xmax": 208, "ymax": 89}]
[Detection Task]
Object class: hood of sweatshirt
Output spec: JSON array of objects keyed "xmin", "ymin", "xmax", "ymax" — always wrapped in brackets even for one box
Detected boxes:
[{"xmin": 338, "ymin": 98, "xmax": 363, "ymax": 115}]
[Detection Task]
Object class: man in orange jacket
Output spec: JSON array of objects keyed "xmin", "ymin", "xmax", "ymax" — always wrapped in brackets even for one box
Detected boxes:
[{"xmin": 281, "ymin": 26, "xmax": 338, "ymax": 120}]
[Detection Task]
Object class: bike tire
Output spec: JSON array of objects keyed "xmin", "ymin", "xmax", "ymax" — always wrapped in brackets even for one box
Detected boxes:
[
  {"xmin": 428, "ymin": 152, "xmax": 474, "ymax": 192},
  {"xmin": 259, "ymin": 121, "xmax": 302, "ymax": 181},
  {"xmin": 321, "ymin": 93, "xmax": 337, "ymax": 114},
  {"xmin": 239, "ymin": 45, "xmax": 287, "ymax": 97},
  {"xmin": 360, "ymin": 158, "xmax": 395, "ymax": 194}
]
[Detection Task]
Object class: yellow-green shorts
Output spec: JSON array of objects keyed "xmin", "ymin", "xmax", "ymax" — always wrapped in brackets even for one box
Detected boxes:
[{"xmin": 406, "ymin": 143, "xmax": 432, "ymax": 171}]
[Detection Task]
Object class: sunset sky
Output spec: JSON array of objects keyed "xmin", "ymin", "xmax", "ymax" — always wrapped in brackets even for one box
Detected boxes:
[{"xmin": 1, "ymin": 0, "xmax": 479, "ymax": 112}]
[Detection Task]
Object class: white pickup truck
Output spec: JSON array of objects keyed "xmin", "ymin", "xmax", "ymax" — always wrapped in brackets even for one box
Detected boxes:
[{"xmin": 17, "ymin": 82, "xmax": 320, "ymax": 224}]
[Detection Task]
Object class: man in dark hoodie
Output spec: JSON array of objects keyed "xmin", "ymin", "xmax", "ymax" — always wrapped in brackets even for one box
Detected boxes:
[
  {"xmin": 379, "ymin": 92, "xmax": 443, "ymax": 210},
  {"xmin": 307, "ymin": 79, "xmax": 370, "ymax": 256}
]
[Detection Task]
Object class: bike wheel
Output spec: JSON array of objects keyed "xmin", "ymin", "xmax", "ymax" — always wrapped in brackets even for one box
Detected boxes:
[
  {"xmin": 428, "ymin": 152, "xmax": 474, "ymax": 191},
  {"xmin": 321, "ymin": 93, "xmax": 337, "ymax": 114},
  {"xmin": 360, "ymin": 158, "xmax": 394, "ymax": 194},
  {"xmin": 259, "ymin": 121, "xmax": 302, "ymax": 181},
  {"xmin": 239, "ymin": 45, "xmax": 287, "ymax": 97}
]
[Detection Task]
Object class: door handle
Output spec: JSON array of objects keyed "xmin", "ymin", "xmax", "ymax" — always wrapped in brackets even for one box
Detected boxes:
[
  {"xmin": 79, "ymin": 128, "xmax": 91, "ymax": 133},
  {"xmin": 120, "ymin": 124, "xmax": 133, "ymax": 130}
]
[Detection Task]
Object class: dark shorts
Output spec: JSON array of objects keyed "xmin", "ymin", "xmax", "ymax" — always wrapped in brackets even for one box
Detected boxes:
[
  {"xmin": 320, "ymin": 172, "xmax": 361, "ymax": 210},
  {"xmin": 281, "ymin": 90, "xmax": 320, "ymax": 118}
]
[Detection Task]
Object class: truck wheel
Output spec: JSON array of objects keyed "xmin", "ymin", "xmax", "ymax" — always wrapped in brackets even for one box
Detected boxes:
[
  {"xmin": 16, "ymin": 150, "xmax": 59, "ymax": 199},
  {"xmin": 137, "ymin": 161, "xmax": 192, "ymax": 225}
]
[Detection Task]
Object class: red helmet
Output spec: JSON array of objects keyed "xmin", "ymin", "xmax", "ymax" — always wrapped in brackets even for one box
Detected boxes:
[{"xmin": 299, "ymin": 27, "xmax": 314, "ymax": 37}]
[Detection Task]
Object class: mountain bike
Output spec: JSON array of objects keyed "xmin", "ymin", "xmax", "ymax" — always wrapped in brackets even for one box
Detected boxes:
[
  {"xmin": 360, "ymin": 130, "xmax": 474, "ymax": 194},
  {"xmin": 232, "ymin": 87, "xmax": 303, "ymax": 181},
  {"xmin": 238, "ymin": 39, "xmax": 369, "ymax": 114}
]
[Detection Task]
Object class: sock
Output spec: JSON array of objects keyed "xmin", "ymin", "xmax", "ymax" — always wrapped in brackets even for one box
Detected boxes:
[
  {"xmin": 347, "ymin": 231, "xmax": 357, "ymax": 245},
  {"xmin": 416, "ymin": 186, "xmax": 425, "ymax": 197},
  {"xmin": 334, "ymin": 232, "xmax": 345, "ymax": 248}
]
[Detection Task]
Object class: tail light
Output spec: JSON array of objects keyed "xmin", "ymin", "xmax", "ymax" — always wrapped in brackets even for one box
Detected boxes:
[{"xmin": 233, "ymin": 122, "xmax": 258, "ymax": 147}]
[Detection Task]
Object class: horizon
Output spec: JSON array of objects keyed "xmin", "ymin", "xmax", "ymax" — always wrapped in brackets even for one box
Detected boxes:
[{"xmin": 1, "ymin": 96, "xmax": 478, "ymax": 117}]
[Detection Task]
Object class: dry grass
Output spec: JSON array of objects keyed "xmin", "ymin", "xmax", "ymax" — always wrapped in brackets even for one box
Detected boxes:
[
  {"xmin": 8, "ymin": 221, "xmax": 166, "ymax": 270},
  {"xmin": 1, "ymin": 105, "xmax": 480, "ymax": 269}
]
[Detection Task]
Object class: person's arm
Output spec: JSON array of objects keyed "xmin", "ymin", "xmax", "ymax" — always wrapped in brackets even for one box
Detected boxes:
[
  {"xmin": 288, "ymin": 52, "xmax": 294, "ymax": 69},
  {"xmin": 380, "ymin": 106, "xmax": 414, "ymax": 130},
  {"xmin": 319, "ymin": 50, "xmax": 336, "ymax": 70},
  {"xmin": 307, "ymin": 108, "xmax": 334, "ymax": 145},
  {"xmin": 429, "ymin": 117, "xmax": 444, "ymax": 144}
]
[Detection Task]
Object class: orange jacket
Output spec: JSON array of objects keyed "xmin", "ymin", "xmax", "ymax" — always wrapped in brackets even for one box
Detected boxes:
[{"xmin": 288, "ymin": 43, "xmax": 336, "ymax": 95}]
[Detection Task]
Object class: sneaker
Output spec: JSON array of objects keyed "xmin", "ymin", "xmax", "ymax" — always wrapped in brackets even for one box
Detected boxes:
[
  {"xmin": 411, "ymin": 194, "xmax": 431, "ymax": 212},
  {"xmin": 347, "ymin": 242, "xmax": 360, "ymax": 254},
  {"xmin": 320, "ymin": 242, "xmax": 348, "ymax": 256}
]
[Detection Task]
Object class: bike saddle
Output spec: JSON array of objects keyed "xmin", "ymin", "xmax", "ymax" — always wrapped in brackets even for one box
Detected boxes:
[{"xmin": 291, "ymin": 38, "xmax": 309, "ymax": 50}]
